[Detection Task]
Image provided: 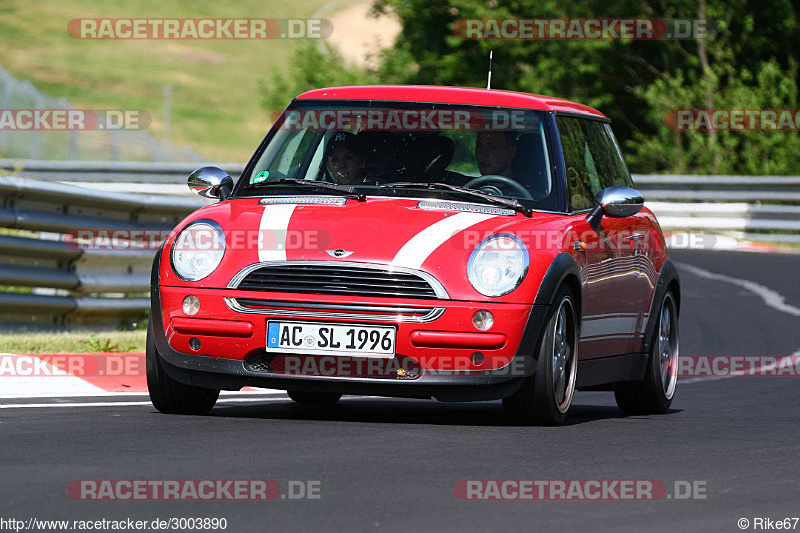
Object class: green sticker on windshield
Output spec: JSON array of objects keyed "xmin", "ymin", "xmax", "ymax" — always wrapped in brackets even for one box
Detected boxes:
[{"xmin": 253, "ymin": 170, "xmax": 269, "ymax": 184}]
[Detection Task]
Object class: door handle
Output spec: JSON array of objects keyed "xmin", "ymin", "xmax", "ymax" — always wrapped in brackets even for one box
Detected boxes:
[{"xmin": 626, "ymin": 232, "xmax": 644, "ymax": 253}]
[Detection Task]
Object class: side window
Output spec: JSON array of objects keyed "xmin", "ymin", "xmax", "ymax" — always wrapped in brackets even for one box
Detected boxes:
[
  {"xmin": 584, "ymin": 122, "xmax": 633, "ymax": 189},
  {"xmin": 601, "ymin": 123, "xmax": 634, "ymax": 188},
  {"xmin": 556, "ymin": 116, "xmax": 594, "ymax": 211},
  {"xmin": 557, "ymin": 117, "xmax": 633, "ymax": 211}
]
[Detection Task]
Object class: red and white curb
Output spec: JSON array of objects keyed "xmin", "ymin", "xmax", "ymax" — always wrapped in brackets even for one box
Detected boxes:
[{"xmin": 0, "ymin": 353, "xmax": 274, "ymax": 399}]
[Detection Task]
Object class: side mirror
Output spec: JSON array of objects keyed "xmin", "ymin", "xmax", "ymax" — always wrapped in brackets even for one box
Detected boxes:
[
  {"xmin": 585, "ymin": 186, "xmax": 644, "ymax": 230},
  {"xmin": 188, "ymin": 167, "xmax": 234, "ymax": 201}
]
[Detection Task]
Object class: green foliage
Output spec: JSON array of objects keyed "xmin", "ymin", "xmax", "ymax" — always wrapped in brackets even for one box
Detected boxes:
[
  {"xmin": 628, "ymin": 59, "xmax": 800, "ymax": 174},
  {"xmin": 80, "ymin": 334, "xmax": 137, "ymax": 353},
  {"xmin": 0, "ymin": 286, "xmax": 33, "ymax": 293},
  {"xmin": 261, "ymin": 43, "xmax": 380, "ymax": 115},
  {"xmin": 0, "ymin": 331, "xmax": 146, "ymax": 354},
  {"xmin": 261, "ymin": 0, "xmax": 800, "ymax": 175}
]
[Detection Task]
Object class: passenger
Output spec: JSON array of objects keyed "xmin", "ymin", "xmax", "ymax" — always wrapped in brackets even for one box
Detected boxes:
[
  {"xmin": 475, "ymin": 130, "xmax": 518, "ymax": 178},
  {"xmin": 324, "ymin": 132, "xmax": 367, "ymax": 185}
]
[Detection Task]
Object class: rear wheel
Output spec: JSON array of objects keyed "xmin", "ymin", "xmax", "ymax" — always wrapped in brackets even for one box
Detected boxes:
[
  {"xmin": 146, "ymin": 318, "xmax": 219, "ymax": 415},
  {"xmin": 503, "ymin": 285, "xmax": 578, "ymax": 425},
  {"xmin": 287, "ymin": 390, "xmax": 342, "ymax": 406},
  {"xmin": 615, "ymin": 290, "xmax": 679, "ymax": 415}
]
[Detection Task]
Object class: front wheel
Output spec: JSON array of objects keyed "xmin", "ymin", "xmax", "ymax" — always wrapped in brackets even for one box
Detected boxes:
[
  {"xmin": 146, "ymin": 318, "xmax": 220, "ymax": 415},
  {"xmin": 615, "ymin": 290, "xmax": 679, "ymax": 415},
  {"xmin": 503, "ymin": 285, "xmax": 578, "ymax": 425}
]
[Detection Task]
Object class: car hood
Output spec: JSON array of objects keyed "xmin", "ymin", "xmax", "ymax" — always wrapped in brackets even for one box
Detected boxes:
[{"xmin": 164, "ymin": 196, "xmax": 565, "ymax": 300}]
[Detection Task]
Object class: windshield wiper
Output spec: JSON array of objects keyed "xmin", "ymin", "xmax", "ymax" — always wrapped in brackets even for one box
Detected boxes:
[
  {"xmin": 380, "ymin": 182, "xmax": 531, "ymax": 216},
  {"xmin": 254, "ymin": 178, "xmax": 366, "ymax": 202}
]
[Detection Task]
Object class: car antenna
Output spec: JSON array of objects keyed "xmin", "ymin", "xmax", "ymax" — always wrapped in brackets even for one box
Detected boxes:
[{"xmin": 486, "ymin": 50, "xmax": 493, "ymax": 90}]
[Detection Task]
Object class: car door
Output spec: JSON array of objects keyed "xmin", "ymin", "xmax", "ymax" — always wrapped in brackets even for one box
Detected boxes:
[
  {"xmin": 598, "ymin": 122, "xmax": 654, "ymax": 353},
  {"xmin": 556, "ymin": 115, "xmax": 640, "ymax": 359}
]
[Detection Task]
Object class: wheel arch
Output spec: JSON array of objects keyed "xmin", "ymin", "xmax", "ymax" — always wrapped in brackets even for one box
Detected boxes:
[
  {"xmin": 642, "ymin": 258, "xmax": 680, "ymax": 354},
  {"xmin": 533, "ymin": 252, "xmax": 583, "ymax": 327},
  {"xmin": 510, "ymin": 252, "xmax": 583, "ymax": 377},
  {"xmin": 668, "ymin": 277, "xmax": 681, "ymax": 317}
]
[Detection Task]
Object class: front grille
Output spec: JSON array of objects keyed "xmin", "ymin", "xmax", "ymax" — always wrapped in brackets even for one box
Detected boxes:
[{"xmin": 230, "ymin": 262, "xmax": 447, "ymax": 299}]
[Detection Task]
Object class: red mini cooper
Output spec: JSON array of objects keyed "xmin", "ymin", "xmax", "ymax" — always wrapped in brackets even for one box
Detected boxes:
[{"xmin": 147, "ymin": 85, "xmax": 680, "ymax": 425}]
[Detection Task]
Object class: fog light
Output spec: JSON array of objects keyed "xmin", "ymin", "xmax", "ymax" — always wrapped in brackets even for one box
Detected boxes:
[
  {"xmin": 471, "ymin": 352, "xmax": 485, "ymax": 366},
  {"xmin": 183, "ymin": 295, "xmax": 200, "ymax": 315},
  {"xmin": 472, "ymin": 310, "xmax": 494, "ymax": 331},
  {"xmin": 189, "ymin": 337, "xmax": 201, "ymax": 351}
]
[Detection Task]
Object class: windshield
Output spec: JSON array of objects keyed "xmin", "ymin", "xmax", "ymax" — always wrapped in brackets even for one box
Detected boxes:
[{"xmin": 236, "ymin": 101, "xmax": 559, "ymax": 212}]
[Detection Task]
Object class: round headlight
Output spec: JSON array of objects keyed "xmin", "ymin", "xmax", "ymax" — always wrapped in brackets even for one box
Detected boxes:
[
  {"xmin": 467, "ymin": 234, "xmax": 529, "ymax": 297},
  {"xmin": 170, "ymin": 220, "xmax": 226, "ymax": 281}
]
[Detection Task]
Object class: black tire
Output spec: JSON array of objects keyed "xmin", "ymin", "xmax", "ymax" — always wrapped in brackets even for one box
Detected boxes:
[
  {"xmin": 146, "ymin": 317, "xmax": 220, "ymax": 415},
  {"xmin": 615, "ymin": 290, "xmax": 679, "ymax": 415},
  {"xmin": 503, "ymin": 284, "xmax": 579, "ymax": 426},
  {"xmin": 287, "ymin": 390, "xmax": 342, "ymax": 406}
]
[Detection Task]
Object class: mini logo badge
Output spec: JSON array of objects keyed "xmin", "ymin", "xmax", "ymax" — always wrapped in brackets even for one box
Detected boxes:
[{"xmin": 326, "ymin": 248, "xmax": 354, "ymax": 258}]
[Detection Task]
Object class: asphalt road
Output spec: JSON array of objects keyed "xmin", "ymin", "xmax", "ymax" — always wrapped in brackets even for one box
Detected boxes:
[{"xmin": 1, "ymin": 249, "xmax": 799, "ymax": 533}]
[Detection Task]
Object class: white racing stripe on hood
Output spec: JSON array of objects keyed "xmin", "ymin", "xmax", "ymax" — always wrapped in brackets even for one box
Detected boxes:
[
  {"xmin": 392, "ymin": 212, "xmax": 496, "ymax": 269},
  {"xmin": 258, "ymin": 204, "xmax": 297, "ymax": 262}
]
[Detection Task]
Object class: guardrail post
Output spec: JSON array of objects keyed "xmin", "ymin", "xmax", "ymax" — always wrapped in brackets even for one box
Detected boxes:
[
  {"xmin": 28, "ymin": 82, "xmax": 42, "ymax": 160},
  {"xmin": 110, "ymin": 127, "xmax": 120, "ymax": 161},
  {"xmin": 0, "ymin": 71, "xmax": 11, "ymax": 152}
]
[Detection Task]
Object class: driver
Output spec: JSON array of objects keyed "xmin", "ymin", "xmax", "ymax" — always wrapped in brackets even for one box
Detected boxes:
[
  {"xmin": 325, "ymin": 132, "xmax": 367, "ymax": 185},
  {"xmin": 475, "ymin": 130, "xmax": 518, "ymax": 178}
]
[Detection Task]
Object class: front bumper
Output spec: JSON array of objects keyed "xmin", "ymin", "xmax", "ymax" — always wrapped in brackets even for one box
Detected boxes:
[{"xmin": 151, "ymin": 276, "xmax": 550, "ymax": 403}]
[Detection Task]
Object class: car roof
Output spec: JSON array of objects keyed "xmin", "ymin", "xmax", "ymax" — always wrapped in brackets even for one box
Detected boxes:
[{"xmin": 296, "ymin": 85, "xmax": 606, "ymax": 118}]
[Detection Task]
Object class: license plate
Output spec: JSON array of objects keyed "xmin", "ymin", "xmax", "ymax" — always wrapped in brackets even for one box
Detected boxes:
[{"xmin": 266, "ymin": 321, "xmax": 396, "ymax": 358}]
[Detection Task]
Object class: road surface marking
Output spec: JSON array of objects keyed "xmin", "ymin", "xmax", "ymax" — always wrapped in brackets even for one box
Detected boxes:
[
  {"xmin": 679, "ymin": 263, "xmax": 799, "ymax": 384},
  {"xmin": 679, "ymin": 263, "xmax": 800, "ymax": 317}
]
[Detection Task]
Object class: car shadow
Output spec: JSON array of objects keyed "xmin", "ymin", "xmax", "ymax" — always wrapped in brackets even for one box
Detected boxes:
[{"xmin": 208, "ymin": 397, "xmax": 683, "ymax": 427}]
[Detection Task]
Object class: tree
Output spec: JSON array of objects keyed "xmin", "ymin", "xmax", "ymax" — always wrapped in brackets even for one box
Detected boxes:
[{"xmin": 261, "ymin": 0, "xmax": 799, "ymax": 173}]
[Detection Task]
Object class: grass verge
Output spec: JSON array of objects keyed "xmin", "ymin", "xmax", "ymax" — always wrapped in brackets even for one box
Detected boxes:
[
  {"xmin": 0, "ymin": 330, "xmax": 147, "ymax": 353},
  {"xmin": 0, "ymin": 0, "xmax": 334, "ymax": 161}
]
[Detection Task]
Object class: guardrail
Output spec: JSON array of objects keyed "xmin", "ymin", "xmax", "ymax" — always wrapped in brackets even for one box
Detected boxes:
[
  {"xmin": 0, "ymin": 175, "xmax": 204, "ymax": 329},
  {"xmin": 632, "ymin": 174, "xmax": 800, "ymax": 202},
  {"xmin": 0, "ymin": 159, "xmax": 244, "ymax": 183},
  {"xmin": 0, "ymin": 166, "xmax": 798, "ymax": 329},
  {"xmin": 632, "ymin": 174, "xmax": 800, "ymax": 243}
]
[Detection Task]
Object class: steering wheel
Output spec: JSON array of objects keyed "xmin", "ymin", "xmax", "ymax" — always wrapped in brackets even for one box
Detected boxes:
[{"xmin": 463, "ymin": 175, "xmax": 533, "ymax": 200}]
